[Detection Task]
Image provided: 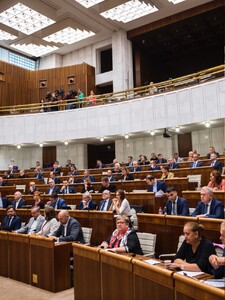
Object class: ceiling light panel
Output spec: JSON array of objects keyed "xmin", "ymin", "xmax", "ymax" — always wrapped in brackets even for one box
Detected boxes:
[
  {"xmin": 0, "ymin": 29, "xmax": 17, "ymax": 40},
  {"xmin": 168, "ymin": 0, "xmax": 186, "ymax": 4},
  {"xmin": 100, "ymin": 0, "xmax": 158, "ymax": 23},
  {"xmin": 43, "ymin": 27, "xmax": 95, "ymax": 45},
  {"xmin": 0, "ymin": 3, "xmax": 55, "ymax": 35},
  {"xmin": 75, "ymin": 0, "xmax": 105, "ymax": 8}
]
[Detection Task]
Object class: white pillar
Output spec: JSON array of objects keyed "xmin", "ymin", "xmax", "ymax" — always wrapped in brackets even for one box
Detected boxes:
[{"xmin": 112, "ymin": 30, "xmax": 133, "ymax": 92}]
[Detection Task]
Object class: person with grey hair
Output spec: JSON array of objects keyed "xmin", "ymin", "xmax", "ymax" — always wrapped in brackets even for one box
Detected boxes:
[
  {"xmin": 16, "ymin": 207, "xmax": 45, "ymax": 234},
  {"xmin": 209, "ymin": 221, "xmax": 225, "ymax": 278},
  {"xmin": 11, "ymin": 191, "xmax": 26, "ymax": 209},
  {"xmin": 77, "ymin": 192, "xmax": 97, "ymax": 210},
  {"xmin": 191, "ymin": 186, "xmax": 224, "ymax": 219}
]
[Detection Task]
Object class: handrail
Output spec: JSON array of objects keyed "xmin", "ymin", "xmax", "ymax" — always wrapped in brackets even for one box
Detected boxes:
[{"xmin": 0, "ymin": 64, "xmax": 224, "ymax": 115}]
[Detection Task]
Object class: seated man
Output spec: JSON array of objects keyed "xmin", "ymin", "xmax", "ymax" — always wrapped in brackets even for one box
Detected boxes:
[
  {"xmin": 98, "ymin": 215, "xmax": 143, "ymax": 255},
  {"xmin": 11, "ymin": 191, "xmax": 26, "ymax": 209},
  {"xmin": 149, "ymin": 160, "xmax": 161, "ymax": 171},
  {"xmin": 45, "ymin": 178, "xmax": 60, "ymax": 195},
  {"xmin": 34, "ymin": 166, "xmax": 44, "ymax": 181},
  {"xmin": 78, "ymin": 192, "xmax": 97, "ymax": 210},
  {"xmin": 146, "ymin": 175, "xmax": 167, "ymax": 193},
  {"xmin": 99, "ymin": 190, "xmax": 112, "ymax": 211},
  {"xmin": 59, "ymin": 180, "xmax": 76, "ymax": 194},
  {"xmin": 52, "ymin": 210, "xmax": 84, "ymax": 243},
  {"xmin": 51, "ymin": 162, "xmax": 61, "ymax": 175},
  {"xmin": 167, "ymin": 157, "xmax": 179, "ymax": 170},
  {"xmin": 107, "ymin": 169, "xmax": 118, "ymax": 182},
  {"xmin": 163, "ymin": 186, "xmax": 190, "ymax": 216},
  {"xmin": 191, "ymin": 186, "xmax": 224, "ymax": 219},
  {"xmin": 16, "ymin": 207, "xmax": 45, "ymax": 234},
  {"xmin": 47, "ymin": 193, "xmax": 67, "ymax": 210},
  {"xmin": 125, "ymin": 156, "xmax": 133, "ymax": 167},
  {"xmin": 209, "ymin": 153, "xmax": 223, "ymax": 172},
  {"xmin": 95, "ymin": 159, "xmax": 106, "ymax": 169},
  {"xmin": 189, "ymin": 153, "xmax": 203, "ymax": 168},
  {"xmin": 98, "ymin": 177, "xmax": 116, "ymax": 193},
  {"xmin": 81, "ymin": 169, "xmax": 95, "ymax": 183},
  {"xmin": 49, "ymin": 171, "xmax": 60, "ymax": 184},
  {"xmin": 27, "ymin": 181, "xmax": 39, "ymax": 195},
  {"xmin": 207, "ymin": 146, "xmax": 220, "ymax": 159},
  {"xmin": 209, "ymin": 221, "xmax": 225, "ymax": 278},
  {"xmin": 1, "ymin": 205, "xmax": 22, "ymax": 231},
  {"xmin": 68, "ymin": 164, "xmax": 79, "ymax": 176},
  {"xmin": 130, "ymin": 161, "xmax": 142, "ymax": 172}
]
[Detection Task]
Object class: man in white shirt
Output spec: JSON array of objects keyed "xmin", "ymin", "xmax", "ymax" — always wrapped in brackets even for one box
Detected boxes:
[{"xmin": 16, "ymin": 207, "xmax": 45, "ymax": 234}]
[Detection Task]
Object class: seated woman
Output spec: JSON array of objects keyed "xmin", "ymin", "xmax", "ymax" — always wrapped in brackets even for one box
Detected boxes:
[
  {"xmin": 120, "ymin": 167, "xmax": 134, "ymax": 181},
  {"xmin": 109, "ymin": 189, "xmax": 131, "ymax": 215},
  {"xmin": 207, "ymin": 170, "xmax": 225, "ymax": 191},
  {"xmin": 36, "ymin": 206, "xmax": 59, "ymax": 237},
  {"xmin": 78, "ymin": 192, "xmax": 97, "ymax": 210},
  {"xmin": 166, "ymin": 222, "xmax": 216, "ymax": 274},
  {"xmin": 138, "ymin": 155, "xmax": 150, "ymax": 165},
  {"xmin": 81, "ymin": 178, "xmax": 95, "ymax": 193},
  {"xmin": 87, "ymin": 90, "xmax": 96, "ymax": 105},
  {"xmin": 32, "ymin": 191, "xmax": 45, "ymax": 209},
  {"xmin": 113, "ymin": 162, "xmax": 122, "ymax": 174},
  {"xmin": 160, "ymin": 165, "xmax": 174, "ymax": 180},
  {"xmin": 99, "ymin": 215, "xmax": 143, "ymax": 255}
]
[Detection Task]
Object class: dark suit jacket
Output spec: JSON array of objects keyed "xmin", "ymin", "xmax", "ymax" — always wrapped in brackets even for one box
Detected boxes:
[
  {"xmin": 78, "ymin": 200, "xmax": 97, "ymax": 210},
  {"xmin": 189, "ymin": 161, "xmax": 203, "ymax": 168},
  {"xmin": 99, "ymin": 199, "xmax": 112, "ymax": 211},
  {"xmin": 108, "ymin": 176, "xmax": 118, "ymax": 182},
  {"xmin": 2, "ymin": 215, "xmax": 22, "ymax": 230},
  {"xmin": 45, "ymin": 186, "xmax": 60, "ymax": 195},
  {"xmin": 53, "ymin": 177, "xmax": 60, "ymax": 184},
  {"xmin": 52, "ymin": 167, "xmax": 61, "ymax": 175},
  {"xmin": 0, "ymin": 197, "xmax": 9, "ymax": 208},
  {"xmin": 167, "ymin": 163, "xmax": 179, "ymax": 170},
  {"xmin": 209, "ymin": 160, "xmax": 223, "ymax": 172},
  {"xmin": 95, "ymin": 164, "xmax": 106, "ymax": 169},
  {"xmin": 207, "ymin": 152, "xmax": 219, "ymax": 159},
  {"xmin": 11, "ymin": 198, "xmax": 26, "ymax": 208},
  {"xmin": 120, "ymin": 174, "xmax": 134, "ymax": 181},
  {"xmin": 59, "ymin": 186, "xmax": 76, "ymax": 194},
  {"xmin": 149, "ymin": 166, "xmax": 161, "ymax": 171},
  {"xmin": 148, "ymin": 180, "xmax": 167, "ymax": 193},
  {"xmin": 164, "ymin": 197, "xmax": 190, "ymax": 216},
  {"xmin": 81, "ymin": 175, "xmax": 95, "ymax": 183},
  {"xmin": 98, "ymin": 185, "xmax": 116, "ymax": 193},
  {"xmin": 50, "ymin": 198, "xmax": 67, "ymax": 209},
  {"xmin": 34, "ymin": 172, "xmax": 44, "ymax": 181},
  {"xmin": 191, "ymin": 198, "xmax": 224, "ymax": 219},
  {"xmin": 130, "ymin": 167, "xmax": 142, "ymax": 172},
  {"xmin": 0, "ymin": 181, "xmax": 6, "ymax": 186},
  {"xmin": 52, "ymin": 217, "xmax": 84, "ymax": 243},
  {"xmin": 27, "ymin": 187, "xmax": 39, "ymax": 195}
]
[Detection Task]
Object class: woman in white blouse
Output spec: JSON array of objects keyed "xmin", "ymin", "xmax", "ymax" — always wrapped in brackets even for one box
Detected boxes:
[
  {"xmin": 36, "ymin": 206, "xmax": 59, "ymax": 237},
  {"xmin": 109, "ymin": 189, "xmax": 131, "ymax": 216}
]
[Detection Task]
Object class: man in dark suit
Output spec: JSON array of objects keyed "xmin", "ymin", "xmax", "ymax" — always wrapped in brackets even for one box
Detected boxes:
[
  {"xmin": 95, "ymin": 159, "xmax": 106, "ymax": 169},
  {"xmin": 51, "ymin": 162, "xmax": 61, "ymax": 175},
  {"xmin": 81, "ymin": 170, "xmax": 95, "ymax": 183},
  {"xmin": 99, "ymin": 190, "xmax": 112, "ymax": 211},
  {"xmin": 189, "ymin": 153, "xmax": 203, "ymax": 168},
  {"xmin": 0, "ymin": 176, "xmax": 6, "ymax": 187},
  {"xmin": 27, "ymin": 181, "xmax": 39, "ymax": 195},
  {"xmin": 149, "ymin": 160, "xmax": 161, "ymax": 171},
  {"xmin": 1, "ymin": 205, "xmax": 22, "ymax": 231},
  {"xmin": 78, "ymin": 192, "xmax": 97, "ymax": 210},
  {"xmin": 49, "ymin": 171, "xmax": 60, "ymax": 184},
  {"xmin": 0, "ymin": 192, "xmax": 9, "ymax": 208},
  {"xmin": 163, "ymin": 187, "xmax": 189, "ymax": 216},
  {"xmin": 34, "ymin": 166, "xmax": 44, "ymax": 181},
  {"xmin": 59, "ymin": 180, "xmax": 76, "ymax": 194},
  {"xmin": 45, "ymin": 179, "xmax": 60, "ymax": 195},
  {"xmin": 130, "ymin": 161, "xmax": 142, "ymax": 172},
  {"xmin": 209, "ymin": 153, "xmax": 223, "ymax": 172},
  {"xmin": 52, "ymin": 210, "xmax": 84, "ymax": 243},
  {"xmin": 156, "ymin": 154, "xmax": 167, "ymax": 164},
  {"xmin": 107, "ymin": 170, "xmax": 118, "ymax": 182},
  {"xmin": 98, "ymin": 177, "xmax": 116, "ymax": 193},
  {"xmin": 47, "ymin": 193, "xmax": 67, "ymax": 210},
  {"xmin": 11, "ymin": 191, "xmax": 26, "ymax": 209},
  {"xmin": 69, "ymin": 164, "xmax": 79, "ymax": 176},
  {"xmin": 191, "ymin": 186, "xmax": 224, "ymax": 219},
  {"xmin": 146, "ymin": 175, "xmax": 167, "ymax": 193},
  {"xmin": 207, "ymin": 146, "xmax": 220, "ymax": 159},
  {"xmin": 167, "ymin": 157, "xmax": 179, "ymax": 170}
]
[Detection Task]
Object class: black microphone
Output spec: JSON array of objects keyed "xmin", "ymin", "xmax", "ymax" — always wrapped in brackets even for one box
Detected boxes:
[{"xmin": 131, "ymin": 253, "xmax": 136, "ymax": 257}]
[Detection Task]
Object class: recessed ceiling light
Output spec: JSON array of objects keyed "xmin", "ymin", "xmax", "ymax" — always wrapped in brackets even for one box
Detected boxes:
[
  {"xmin": 150, "ymin": 131, "xmax": 155, "ymax": 136},
  {"xmin": 101, "ymin": 0, "xmax": 158, "ymax": 23},
  {"xmin": 16, "ymin": 144, "xmax": 21, "ymax": 149},
  {"xmin": 75, "ymin": 0, "xmax": 105, "ymax": 8},
  {"xmin": 0, "ymin": 29, "xmax": 17, "ymax": 40},
  {"xmin": 168, "ymin": 0, "xmax": 186, "ymax": 4},
  {"xmin": 0, "ymin": 3, "xmax": 55, "ymax": 35},
  {"xmin": 39, "ymin": 143, "xmax": 44, "ymax": 147},
  {"xmin": 124, "ymin": 134, "xmax": 129, "ymax": 139},
  {"xmin": 100, "ymin": 137, "xmax": 104, "ymax": 142},
  {"xmin": 205, "ymin": 122, "xmax": 211, "ymax": 128},
  {"xmin": 175, "ymin": 127, "xmax": 180, "ymax": 132},
  {"xmin": 64, "ymin": 141, "xmax": 69, "ymax": 145}
]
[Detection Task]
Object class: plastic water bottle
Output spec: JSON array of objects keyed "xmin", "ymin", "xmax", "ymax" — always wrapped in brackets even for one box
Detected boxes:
[{"xmin": 158, "ymin": 207, "xmax": 163, "ymax": 215}]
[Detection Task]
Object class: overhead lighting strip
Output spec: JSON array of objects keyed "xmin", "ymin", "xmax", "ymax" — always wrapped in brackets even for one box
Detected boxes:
[
  {"xmin": 75, "ymin": 0, "xmax": 105, "ymax": 8},
  {"xmin": 100, "ymin": 0, "xmax": 158, "ymax": 23},
  {"xmin": 0, "ymin": 3, "xmax": 55, "ymax": 35},
  {"xmin": 0, "ymin": 29, "xmax": 17, "ymax": 40},
  {"xmin": 11, "ymin": 42, "xmax": 59, "ymax": 57}
]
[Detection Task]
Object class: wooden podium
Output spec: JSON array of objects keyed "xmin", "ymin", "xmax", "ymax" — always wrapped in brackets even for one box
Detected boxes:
[
  {"xmin": 8, "ymin": 232, "xmax": 30, "ymax": 284},
  {"xmin": 30, "ymin": 236, "xmax": 71, "ymax": 292},
  {"xmin": 0, "ymin": 231, "xmax": 9, "ymax": 277},
  {"xmin": 73, "ymin": 243, "xmax": 101, "ymax": 300}
]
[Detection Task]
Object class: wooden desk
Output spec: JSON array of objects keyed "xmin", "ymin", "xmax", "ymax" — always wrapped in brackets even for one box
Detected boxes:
[
  {"xmin": 8, "ymin": 232, "xmax": 30, "ymax": 284},
  {"xmin": 0, "ymin": 186, "xmax": 17, "ymax": 197},
  {"xmin": 133, "ymin": 259, "xmax": 174, "ymax": 300},
  {"xmin": 100, "ymin": 250, "xmax": 134, "ymax": 300},
  {"xmin": 73, "ymin": 243, "xmax": 101, "ymax": 300},
  {"xmin": 30, "ymin": 236, "xmax": 71, "ymax": 292},
  {"xmin": 182, "ymin": 191, "xmax": 225, "ymax": 207},
  {"xmin": 0, "ymin": 231, "xmax": 9, "ymax": 277},
  {"xmin": 174, "ymin": 272, "xmax": 225, "ymax": 300},
  {"xmin": 89, "ymin": 211, "xmax": 115, "ymax": 245}
]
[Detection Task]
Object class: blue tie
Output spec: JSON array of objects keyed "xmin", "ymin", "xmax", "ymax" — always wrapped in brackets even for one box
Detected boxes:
[{"xmin": 101, "ymin": 201, "xmax": 106, "ymax": 211}]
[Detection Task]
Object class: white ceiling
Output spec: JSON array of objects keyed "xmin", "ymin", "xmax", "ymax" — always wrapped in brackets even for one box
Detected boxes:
[{"xmin": 0, "ymin": 0, "xmax": 214, "ymax": 58}]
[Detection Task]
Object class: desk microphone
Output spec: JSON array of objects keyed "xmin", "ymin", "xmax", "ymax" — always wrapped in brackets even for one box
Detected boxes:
[
  {"xmin": 131, "ymin": 253, "xmax": 136, "ymax": 257},
  {"xmin": 100, "ymin": 246, "xmax": 104, "ymax": 249}
]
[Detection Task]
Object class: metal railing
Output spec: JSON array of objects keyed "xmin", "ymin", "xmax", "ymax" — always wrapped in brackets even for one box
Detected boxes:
[{"xmin": 0, "ymin": 64, "xmax": 224, "ymax": 115}]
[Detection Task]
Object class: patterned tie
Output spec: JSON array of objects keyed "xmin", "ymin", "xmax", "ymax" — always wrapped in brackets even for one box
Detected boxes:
[
  {"xmin": 172, "ymin": 202, "xmax": 176, "ymax": 215},
  {"xmin": 204, "ymin": 204, "xmax": 208, "ymax": 214}
]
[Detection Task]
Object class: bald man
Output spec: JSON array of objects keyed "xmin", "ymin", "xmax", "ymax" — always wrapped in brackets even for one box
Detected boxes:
[{"xmin": 52, "ymin": 210, "xmax": 84, "ymax": 243}]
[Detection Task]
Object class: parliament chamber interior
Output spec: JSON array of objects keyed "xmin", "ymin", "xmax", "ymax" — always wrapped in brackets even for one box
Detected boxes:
[{"xmin": 0, "ymin": 0, "xmax": 224, "ymax": 299}]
